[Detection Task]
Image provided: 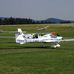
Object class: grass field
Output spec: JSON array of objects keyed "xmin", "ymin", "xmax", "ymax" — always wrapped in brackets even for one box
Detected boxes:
[{"xmin": 0, "ymin": 24, "xmax": 74, "ymax": 74}]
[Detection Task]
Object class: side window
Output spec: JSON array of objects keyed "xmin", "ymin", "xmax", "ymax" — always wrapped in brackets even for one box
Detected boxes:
[{"xmin": 33, "ymin": 34, "xmax": 38, "ymax": 38}]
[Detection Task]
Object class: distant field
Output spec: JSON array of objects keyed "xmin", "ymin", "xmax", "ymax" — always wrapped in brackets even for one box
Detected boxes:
[
  {"xmin": 0, "ymin": 23, "xmax": 74, "ymax": 37},
  {"xmin": 0, "ymin": 24, "xmax": 74, "ymax": 74}
]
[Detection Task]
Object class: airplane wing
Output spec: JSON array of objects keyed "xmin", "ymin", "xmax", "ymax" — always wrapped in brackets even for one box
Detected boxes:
[{"xmin": 62, "ymin": 39, "xmax": 74, "ymax": 41}]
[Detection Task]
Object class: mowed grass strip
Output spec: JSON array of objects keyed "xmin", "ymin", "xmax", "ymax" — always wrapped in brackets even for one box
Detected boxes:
[
  {"xmin": 0, "ymin": 24, "xmax": 74, "ymax": 37},
  {"xmin": 0, "ymin": 47, "xmax": 74, "ymax": 74}
]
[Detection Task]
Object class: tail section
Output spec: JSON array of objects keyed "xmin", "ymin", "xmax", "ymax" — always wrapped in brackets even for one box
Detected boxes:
[
  {"xmin": 15, "ymin": 28, "xmax": 24, "ymax": 38},
  {"xmin": 17, "ymin": 28, "xmax": 23, "ymax": 34},
  {"xmin": 15, "ymin": 28, "xmax": 25, "ymax": 44}
]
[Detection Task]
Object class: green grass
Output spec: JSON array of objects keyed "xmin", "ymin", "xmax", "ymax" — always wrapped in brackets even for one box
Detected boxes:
[
  {"xmin": 0, "ymin": 24, "xmax": 74, "ymax": 74},
  {"xmin": 0, "ymin": 43, "xmax": 74, "ymax": 74}
]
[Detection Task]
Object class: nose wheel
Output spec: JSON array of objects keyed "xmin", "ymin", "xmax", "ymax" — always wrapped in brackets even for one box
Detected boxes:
[{"xmin": 51, "ymin": 44, "xmax": 60, "ymax": 48}]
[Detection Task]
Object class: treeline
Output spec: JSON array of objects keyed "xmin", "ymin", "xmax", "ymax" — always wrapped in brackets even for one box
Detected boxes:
[
  {"xmin": 0, "ymin": 17, "xmax": 34, "ymax": 25},
  {"xmin": 0, "ymin": 17, "xmax": 73, "ymax": 25}
]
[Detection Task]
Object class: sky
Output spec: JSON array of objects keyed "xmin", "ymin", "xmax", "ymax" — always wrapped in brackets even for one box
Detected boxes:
[{"xmin": 0, "ymin": 0, "xmax": 74, "ymax": 20}]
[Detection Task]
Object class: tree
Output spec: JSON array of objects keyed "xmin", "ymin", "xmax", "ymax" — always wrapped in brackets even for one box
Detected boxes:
[
  {"xmin": 0, "ymin": 18, "xmax": 2, "ymax": 25},
  {"xmin": 8, "ymin": 17, "xmax": 16, "ymax": 24}
]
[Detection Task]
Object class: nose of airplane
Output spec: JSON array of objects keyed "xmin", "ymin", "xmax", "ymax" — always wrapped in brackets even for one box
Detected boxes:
[
  {"xmin": 57, "ymin": 36, "xmax": 63, "ymax": 40},
  {"xmin": 60, "ymin": 37, "xmax": 63, "ymax": 40},
  {"xmin": 62, "ymin": 37, "xmax": 63, "ymax": 40}
]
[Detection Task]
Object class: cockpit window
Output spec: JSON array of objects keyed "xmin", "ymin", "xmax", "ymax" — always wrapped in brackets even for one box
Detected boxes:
[
  {"xmin": 57, "ymin": 34, "xmax": 60, "ymax": 36},
  {"xmin": 33, "ymin": 34, "xmax": 38, "ymax": 38}
]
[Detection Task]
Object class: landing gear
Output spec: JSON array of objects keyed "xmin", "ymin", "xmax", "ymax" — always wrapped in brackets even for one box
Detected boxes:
[{"xmin": 51, "ymin": 44, "xmax": 60, "ymax": 48}]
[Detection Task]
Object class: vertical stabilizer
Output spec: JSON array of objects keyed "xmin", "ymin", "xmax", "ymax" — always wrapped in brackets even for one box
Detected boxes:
[
  {"xmin": 15, "ymin": 28, "xmax": 25, "ymax": 44},
  {"xmin": 18, "ymin": 28, "xmax": 23, "ymax": 34}
]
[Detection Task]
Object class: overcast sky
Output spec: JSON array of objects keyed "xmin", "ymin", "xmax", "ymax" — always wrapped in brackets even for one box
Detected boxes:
[{"xmin": 0, "ymin": 0, "xmax": 74, "ymax": 20}]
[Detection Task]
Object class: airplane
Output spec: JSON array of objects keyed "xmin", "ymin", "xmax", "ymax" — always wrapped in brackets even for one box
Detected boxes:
[
  {"xmin": 15, "ymin": 28, "xmax": 65, "ymax": 48},
  {"xmin": 36, "ymin": 26, "xmax": 48, "ymax": 30},
  {"xmin": 0, "ymin": 28, "xmax": 74, "ymax": 48},
  {"xmin": 15, "ymin": 28, "xmax": 74, "ymax": 48}
]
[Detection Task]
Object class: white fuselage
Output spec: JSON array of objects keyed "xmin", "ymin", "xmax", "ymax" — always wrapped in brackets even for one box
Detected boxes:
[{"xmin": 16, "ymin": 33, "xmax": 63, "ymax": 44}]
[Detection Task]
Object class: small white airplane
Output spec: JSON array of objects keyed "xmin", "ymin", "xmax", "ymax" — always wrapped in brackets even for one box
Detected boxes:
[
  {"xmin": 36, "ymin": 26, "xmax": 48, "ymax": 30},
  {"xmin": 15, "ymin": 28, "xmax": 74, "ymax": 48}
]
